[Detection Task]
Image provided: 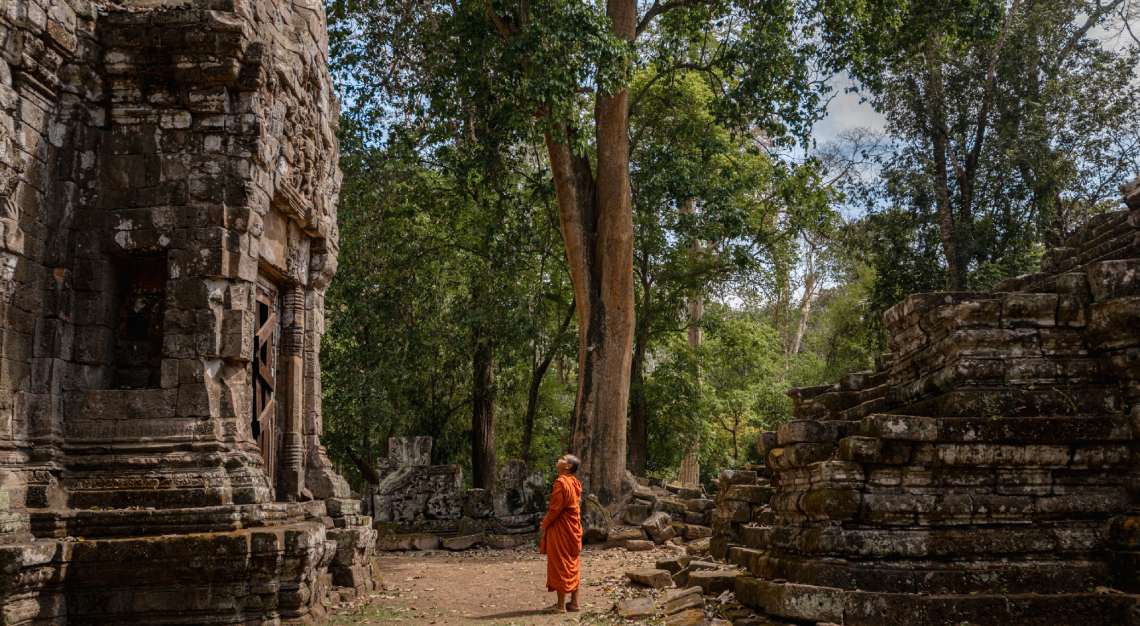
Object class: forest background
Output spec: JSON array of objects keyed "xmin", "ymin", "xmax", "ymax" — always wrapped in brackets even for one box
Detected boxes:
[{"xmin": 319, "ymin": 0, "xmax": 1140, "ymax": 491}]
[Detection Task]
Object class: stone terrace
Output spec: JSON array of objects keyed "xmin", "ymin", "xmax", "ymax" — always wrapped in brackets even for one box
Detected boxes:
[{"xmin": 728, "ymin": 181, "xmax": 1140, "ymax": 625}]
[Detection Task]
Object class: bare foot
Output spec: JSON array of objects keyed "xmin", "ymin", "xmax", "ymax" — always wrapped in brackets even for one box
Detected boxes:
[
  {"xmin": 565, "ymin": 603, "xmax": 580, "ymax": 612},
  {"xmin": 545, "ymin": 603, "xmax": 566, "ymax": 613}
]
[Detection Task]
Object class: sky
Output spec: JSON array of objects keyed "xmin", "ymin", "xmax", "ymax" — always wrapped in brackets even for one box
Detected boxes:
[{"xmin": 811, "ymin": 73, "xmax": 886, "ymax": 147}]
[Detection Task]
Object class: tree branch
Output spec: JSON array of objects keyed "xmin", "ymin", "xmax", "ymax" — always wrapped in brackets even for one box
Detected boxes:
[
  {"xmin": 1055, "ymin": 0, "xmax": 1127, "ymax": 68},
  {"xmin": 636, "ymin": 0, "xmax": 710, "ymax": 37},
  {"xmin": 483, "ymin": 0, "xmax": 515, "ymax": 38}
]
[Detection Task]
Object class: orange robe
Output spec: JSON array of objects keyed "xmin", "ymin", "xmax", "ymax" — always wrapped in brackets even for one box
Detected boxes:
[{"xmin": 539, "ymin": 474, "xmax": 582, "ymax": 593}]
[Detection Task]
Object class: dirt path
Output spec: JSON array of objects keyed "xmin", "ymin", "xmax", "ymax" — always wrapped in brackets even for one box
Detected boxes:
[{"xmin": 329, "ymin": 545, "xmax": 682, "ymax": 625}]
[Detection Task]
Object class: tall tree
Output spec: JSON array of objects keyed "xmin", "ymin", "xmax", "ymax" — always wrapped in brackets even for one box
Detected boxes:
[
  {"xmin": 818, "ymin": 0, "xmax": 1140, "ymax": 290},
  {"xmin": 331, "ymin": 0, "xmax": 825, "ymax": 501}
]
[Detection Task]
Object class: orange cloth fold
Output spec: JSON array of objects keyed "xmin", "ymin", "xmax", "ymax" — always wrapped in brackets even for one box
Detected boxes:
[{"xmin": 538, "ymin": 474, "xmax": 582, "ymax": 593}]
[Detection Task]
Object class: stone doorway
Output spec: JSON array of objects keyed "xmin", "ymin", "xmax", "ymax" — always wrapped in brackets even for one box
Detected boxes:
[{"xmin": 253, "ymin": 279, "xmax": 280, "ymax": 496}]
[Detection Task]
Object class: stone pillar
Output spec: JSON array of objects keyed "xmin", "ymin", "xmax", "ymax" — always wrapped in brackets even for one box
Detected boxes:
[{"xmin": 279, "ymin": 285, "xmax": 306, "ymax": 500}]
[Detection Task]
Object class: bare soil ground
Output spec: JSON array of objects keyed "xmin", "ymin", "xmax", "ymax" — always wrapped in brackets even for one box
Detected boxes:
[{"xmin": 328, "ymin": 544, "xmax": 683, "ymax": 625}]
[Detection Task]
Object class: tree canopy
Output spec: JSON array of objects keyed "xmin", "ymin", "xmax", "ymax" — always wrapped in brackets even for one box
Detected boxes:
[{"xmin": 320, "ymin": 0, "xmax": 1140, "ymax": 495}]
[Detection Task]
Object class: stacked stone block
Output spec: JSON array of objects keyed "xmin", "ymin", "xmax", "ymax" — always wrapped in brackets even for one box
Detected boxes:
[
  {"xmin": 734, "ymin": 183, "xmax": 1140, "ymax": 625},
  {"xmin": 0, "ymin": 0, "xmax": 376, "ymax": 622},
  {"xmin": 710, "ymin": 468, "xmax": 773, "ymax": 566}
]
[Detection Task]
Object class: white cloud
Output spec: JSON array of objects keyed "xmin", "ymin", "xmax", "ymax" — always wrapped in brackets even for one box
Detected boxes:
[{"xmin": 812, "ymin": 73, "xmax": 886, "ymax": 146}]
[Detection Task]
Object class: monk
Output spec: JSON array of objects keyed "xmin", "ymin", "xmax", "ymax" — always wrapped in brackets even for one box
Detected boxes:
[{"xmin": 539, "ymin": 453, "xmax": 583, "ymax": 613}]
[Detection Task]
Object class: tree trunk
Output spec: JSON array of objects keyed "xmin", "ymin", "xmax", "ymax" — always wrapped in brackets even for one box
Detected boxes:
[
  {"xmin": 677, "ymin": 197, "xmax": 701, "ymax": 488},
  {"xmin": 472, "ymin": 329, "xmax": 496, "ymax": 490},
  {"xmin": 627, "ymin": 304, "xmax": 650, "ymax": 475},
  {"xmin": 731, "ymin": 414, "xmax": 739, "ymax": 464},
  {"xmin": 790, "ymin": 243, "xmax": 817, "ymax": 357},
  {"xmin": 924, "ymin": 35, "xmax": 963, "ymax": 290},
  {"xmin": 542, "ymin": 0, "xmax": 636, "ymax": 505}
]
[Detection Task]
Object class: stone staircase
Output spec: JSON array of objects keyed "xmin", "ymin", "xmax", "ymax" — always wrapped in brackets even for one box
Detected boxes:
[{"xmin": 730, "ymin": 181, "xmax": 1140, "ymax": 625}]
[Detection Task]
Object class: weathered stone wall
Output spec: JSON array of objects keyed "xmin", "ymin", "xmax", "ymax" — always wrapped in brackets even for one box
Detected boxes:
[
  {"xmin": 730, "ymin": 184, "xmax": 1140, "ymax": 625},
  {"xmin": 370, "ymin": 437, "xmax": 547, "ymax": 550},
  {"xmin": 0, "ymin": 0, "xmax": 374, "ymax": 622}
]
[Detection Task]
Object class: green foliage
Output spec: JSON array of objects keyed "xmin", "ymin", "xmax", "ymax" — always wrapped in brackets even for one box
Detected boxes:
[
  {"xmin": 824, "ymin": 0, "xmax": 1140, "ymax": 303},
  {"xmin": 794, "ymin": 263, "xmax": 881, "ymax": 383},
  {"xmin": 642, "ymin": 308, "xmax": 792, "ymax": 483},
  {"xmin": 324, "ymin": 0, "xmax": 837, "ymax": 486},
  {"xmin": 322, "ymin": 123, "xmax": 578, "ymax": 486},
  {"xmin": 321, "ymin": 0, "xmax": 1136, "ymax": 491}
]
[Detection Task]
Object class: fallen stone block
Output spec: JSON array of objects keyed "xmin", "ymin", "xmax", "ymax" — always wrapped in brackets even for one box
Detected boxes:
[
  {"xmin": 441, "ymin": 533, "xmax": 482, "ymax": 550},
  {"xmin": 656, "ymin": 498, "xmax": 688, "ymax": 516},
  {"xmin": 728, "ymin": 546, "xmax": 761, "ymax": 569},
  {"xmin": 643, "ymin": 511, "xmax": 677, "ymax": 543},
  {"xmin": 690, "ymin": 569, "xmax": 739, "ymax": 595},
  {"xmin": 719, "ymin": 469, "xmax": 758, "ymax": 485},
  {"xmin": 627, "ymin": 568, "xmax": 673, "ymax": 589},
  {"xmin": 616, "ymin": 596, "xmax": 656, "ymax": 619},
  {"xmin": 610, "ymin": 525, "xmax": 648, "ymax": 542},
  {"xmin": 633, "ymin": 484, "xmax": 659, "ymax": 502},
  {"xmin": 662, "ymin": 586, "xmax": 704, "ymax": 614},
  {"xmin": 684, "ymin": 524, "xmax": 713, "ymax": 540},
  {"xmin": 375, "ymin": 534, "xmax": 414, "ymax": 551},
  {"xmin": 685, "ymin": 537, "xmax": 711, "ymax": 555},
  {"xmin": 376, "ymin": 533, "xmax": 440, "ymax": 551},
  {"xmin": 685, "ymin": 511, "xmax": 711, "ymax": 525},
  {"xmin": 625, "ymin": 539, "xmax": 654, "ymax": 551},
  {"xmin": 673, "ymin": 486, "xmax": 704, "ymax": 500},
  {"xmin": 665, "ymin": 607, "xmax": 707, "ymax": 626},
  {"xmin": 484, "ymin": 533, "xmax": 533, "ymax": 549},
  {"xmin": 625, "ymin": 502, "xmax": 653, "ymax": 525},
  {"xmin": 686, "ymin": 498, "xmax": 716, "ymax": 512},
  {"xmin": 656, "ymin": 555, "xmax": 692, "ymax": 574},
  {"xmin": 411, "ymin": 534, "xmax": 442, "ymax": 550}
]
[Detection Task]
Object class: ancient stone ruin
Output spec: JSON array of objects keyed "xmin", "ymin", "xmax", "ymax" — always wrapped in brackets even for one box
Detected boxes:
[
  {"xmin": 0, "ymin": 0, "xmax": 376, "ymax": 622},
  {"xmin": 719, "ymin": 182, "xmax": 1140, "ymax": 625},
  {"xmin": 368, "ymin": 436, "xmax": 547, "ymax": 550}
]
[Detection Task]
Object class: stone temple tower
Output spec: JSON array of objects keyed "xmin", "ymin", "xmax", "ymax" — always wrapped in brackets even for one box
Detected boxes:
[{"xmin": 0, "ymin": 0, "xmax": 376, "ymax": 622}]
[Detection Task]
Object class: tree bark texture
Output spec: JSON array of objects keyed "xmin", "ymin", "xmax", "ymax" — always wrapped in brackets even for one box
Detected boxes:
[
  {"xmin": 627, "ymin": 305, "xmax": 650, "ymax": 475},
  {"xmin": 542, "ymin": 0, "xmax": 636, "ymax": 504},
  {"xmin": 472, "ymin": 331, "xmax": 496, "ymax": 490},
  {"xmin": 790, "ymin": 243, "xmax": 817, "ymax": 357}
]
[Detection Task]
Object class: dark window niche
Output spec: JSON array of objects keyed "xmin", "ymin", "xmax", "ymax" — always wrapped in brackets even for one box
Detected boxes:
[{"xmin": 113, "ymin": 255, "xmax": 166, "ymax": 388}]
